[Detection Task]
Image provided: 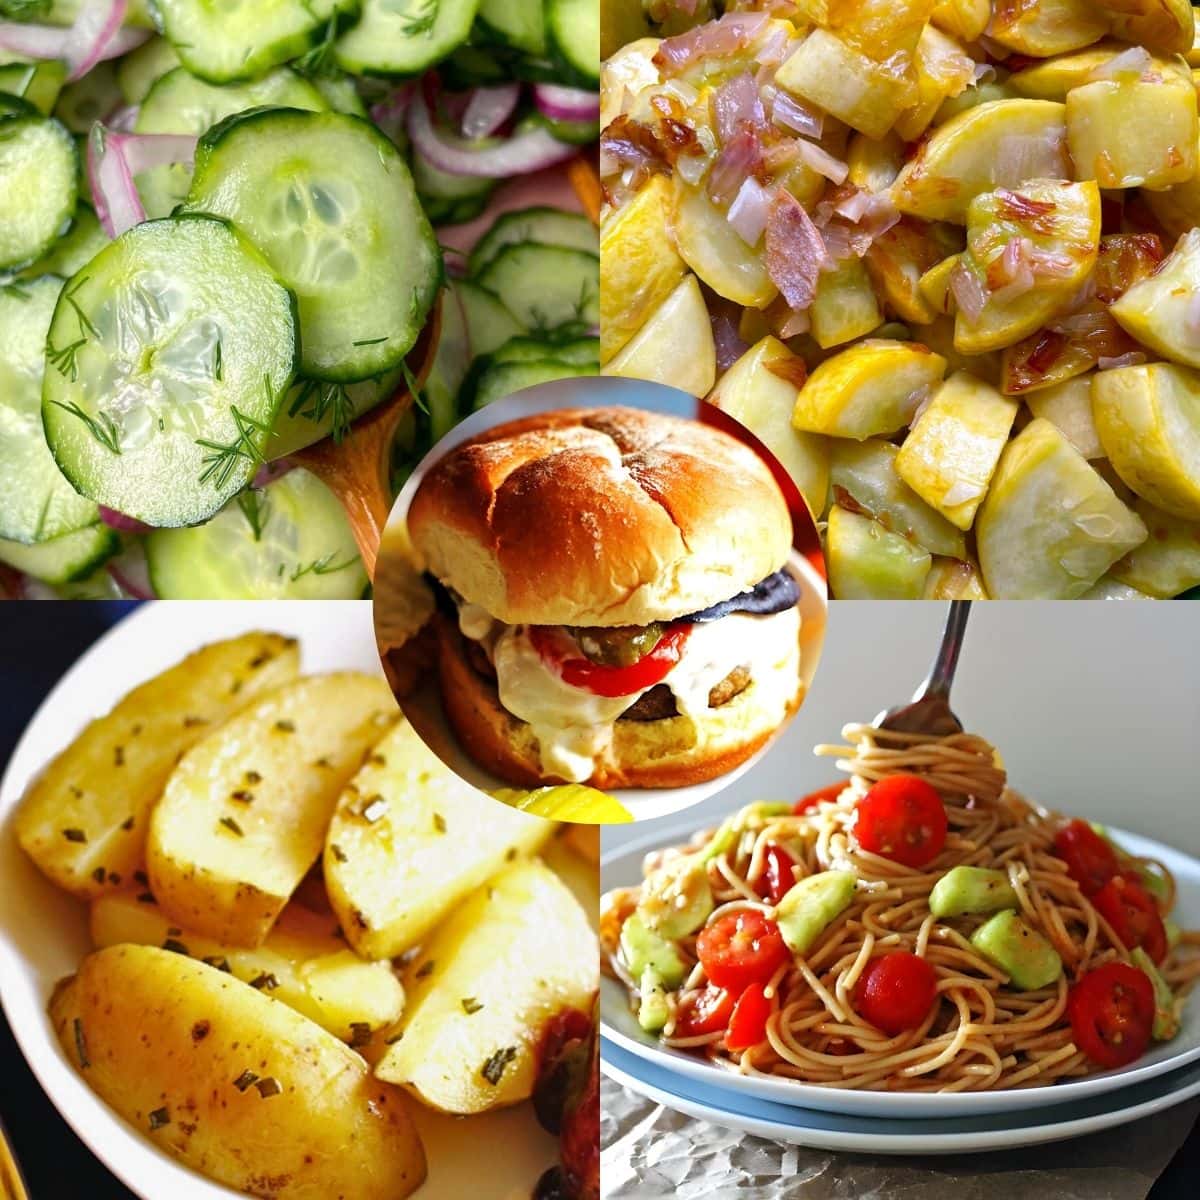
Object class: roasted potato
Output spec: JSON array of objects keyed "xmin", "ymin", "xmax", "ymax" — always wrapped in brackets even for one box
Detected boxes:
[
  {"xmin": 16, "ymin": 633, "xmax": 300, "ymax": 900},
  {"xmin": 147, "ymin": 673, "xmax": 396, "ymax": 947},
  {"xmin": 51, "ymin": 945, "xmax": 425, "ymax": 1200}
]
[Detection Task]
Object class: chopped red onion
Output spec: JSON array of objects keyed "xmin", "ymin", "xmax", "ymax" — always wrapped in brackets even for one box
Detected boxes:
[
  {"xmin": 706, "ymin": 126, "xmax": 762, "ymax": 206},
  {"xmin": 654, "ymin": 12, "xmax": 770, "ymax": 75},
  {"xmin": 1087, "ymin": 46, "xmax": 1153, "ymax": 83},
  {"xmin": 949, "ymin": 260, "xmax": 988, "ymax": 322},
  {"xmin": 533, "ymin": 83, "xmax": 599, "ymax": 123},
  {"xmin": 771, "ymin": 90, "xmax": 823, "ymax": 138},
  {"xmin": 106, "ymin": 103, "xmax": 139, "ymax": 132},
  {"xmin": 1097, "ymin": 352, "xmax": 1148, "ymax": 369},
  {"xmin": 765, "ymin": 191, "xmax": 828, "ymax": 311},
  {"xmin": 711, "ymin": 308, "xmax": 749, "ymax": 372},
  {"xmin": 107, "ymin": 543, "xmax": 155, "ymax": 599},
  {"xmin": 753, "ymin": 26, "xmax": 791, "ymax": 67},
  {"xmin": 0, "ymin": 1, "xmax": 148, "ymax": 80},
  {"xmin": 727, "ymin": 176, "xmax": 772, "ymax": 246},
  {"xmin": 88, "ymin": 124, "xmax": 197, "ymax": 237},
  {"xmin": 99, "ymin": 506, "xmax": 151, "ymax": 534},
  {"xmin": 461, "ymin": 84, "xmax": 520, "ymax": 138},
  {"xmin": 371, "ymin": 84, "xmax": 414, "ymax": 125},
  {"xmin": 777, "ymin": 307, "xmax": 810, "ymax": 338},
  {"xmin": 795, "ymin": 138, "xmax": 847, "ymax": 184},
  {"xmin": 712, "ymin": 71, "xmax": 764, "ymax": 145}
]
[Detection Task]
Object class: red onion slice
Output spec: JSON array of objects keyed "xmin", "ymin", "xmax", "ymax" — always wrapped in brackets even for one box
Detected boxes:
[
  {"xmin": 371, "ymin": 83, "xmax": 414, "ymax": 124},
  {"xmin": 107, "ymin": 543, "xmax": 155, "ymax": 599},
  {"xmin": 88, "ymin": 124, "xmax": 197, "ymax": 237},
  {"xmin": 0, "ymin": 10, "xmax": 148, "ymax": 78},
  {"xmin": 949, "ymin": 260, "xmax": 988, "ymax": 323},
  {"xmin": 727, "ymin": 176, "xmax": 771, "ymax": 246},
  {"xmin": 795, "ymin": 138, "xmax": 848, "ymax": 184},
  {"xmin": 462, "ymin": 83, "xmax": 521, "ymax": 138},
  {"xmin": 533, "ymin": 83, "xmax": 599, "ymax": 123},
  {"xmin": 99, "ymin": 505, "xmax": 151, "ymax": 534},
  {"xmin": 67, "ymin": 0, "xmax": 128, "ymax": 81}
]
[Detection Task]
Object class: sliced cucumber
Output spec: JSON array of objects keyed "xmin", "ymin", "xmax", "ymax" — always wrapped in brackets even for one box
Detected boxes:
[
  {"xmin": 0, "ymin": 102, "xmax": 77, "ymax": 270},
  {"xmin": 0, "ymin": 522, "xmax": 117, "ymax": 584},
  {"xmin": 31, "ymin": 1, "xmax": 155, "ymax": 27},
  {"xmin": 115, "ymin": 37, "xmax": 181, "ymax": 106},
  {"xmin": 539, "ymin": 113, "xmax": 600, "ymax": 145},
  {"xmin": 155, "ymin": 0, "xmax": 361, "ymax": 85},
  {"xmin": 424, "ymin": 281, "xmax": 471, "ymax": 442},
  {"xmin": 411, "ymin": 146, "xmax": 497, "ymax": 225},
  {"xmin": 470, "ymin": 358, "xmax": 597, "ymax": 410},
  {"xmin": 135, "ymin": 66, "xmax": 328, "ymax": 218},
  {"xmin": 468, "ymin": 206, "xmax": 596, "ymax": 275},
  {"xmin": 268, "ymin": 367, "xmax": 403, "ymax": 458},
  {"xmin": 334, "ymin": 0, "xmax": 479, "ymax": 78},
  {"xmin": 0, "ymin": 274, "xmax": 98, "ymax": 542},
  {"xmin": 17, "ymin": 203, "xmax": 108, "ymax": 281},
  {"xmin": 186, "ymin": 107, "xmax": 440, "ymax": 381},
  {"xmin": 547, "ymin": 0, "xmax": 599, "ymax": 86},
  {"xmin": 146, "ymin": 467, "xmax": 368, "ymax": 598},
  {"xmin": 41, "ymin": 214, "xmax": 299, "ymax": 528},
  {"xmin": 52, "ymin": 60, "xmax": 120, "ymax": 133},
  {"xmin": 457, "ymin": 278, "xmax": 525, "ymax": 352},
  {"xmin": 476, "ymin": 0, "xmax": 546, "ymax": 56},
  {"xmin": 311, "ymin": 71, "xmax": 367, "ymax": 116},
  {"xmin": 492, "ymin": 334, "xmax": 599, "ymax": 367},
  {"xmin": 476, "ymin": 242, "xmax": 598, "ymax": 332},
  {"xmin": 0, "ymin": 59, "xmax": 66, "ymax": 115}
]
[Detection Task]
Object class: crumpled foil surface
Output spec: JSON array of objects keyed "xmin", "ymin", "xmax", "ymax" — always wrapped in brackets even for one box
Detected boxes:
[{"xmin": 600, "ymin": 1077, "xmax": 1199, "ymax": 1200}]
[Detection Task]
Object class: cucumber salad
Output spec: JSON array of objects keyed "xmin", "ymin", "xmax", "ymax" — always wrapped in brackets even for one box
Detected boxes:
[{"xmin": 0, "ymin": 0, "xmax": 600, "ymax": 599}]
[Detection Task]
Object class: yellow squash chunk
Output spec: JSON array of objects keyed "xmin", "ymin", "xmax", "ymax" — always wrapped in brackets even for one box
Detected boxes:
[
  {"xmin": 1082, "ymin": 574, "xmax": 1156, "ymax": 599},
  {"xmin": 830, "ymin": 439, "xmax": 967, "ymax": 557},
  {"xmin": 605, "ymin": 273, "xmax": 716, "ymax": 397},
  {"xmin": 988, "ymin": 0, "xmax": 1108, "ymax": 57},
  {"xmin": 788, "ymin": 0, "xmax": 934, "ymax": 59},
  {"xmin": 931, "ymin": 0, "xmax": 990, "ymax": 42},
  {"xmin": 918, "ymin": 253, "xmax": 960, "ymax": 317},
  {"xmin": 601, "ymin": 38, "xmax": 660, "ymax": 130},
  {"xmin": 1025, "ymin": 375, "xmax": 1103, "ymax": 459},
  {"xmin": 891, "ymin": 100, "xmax": 1070, "ymax": 224},
  {"xmin": 894, "ymin": 24, "xmax": 976, "ymax": 143},
  {"xmin": 923, "ymin": 556, "xmax": 990, "ymax": 598},
  {"xmin": 1110, "ymin": 499, "xmax": 1200, "ymax": 596},
  {"xmin": 1097, "ymin": 0, "xmax": 1193, "ymax": 54},
  {"xmin": 917, "ymin": 313, "xmax": 1002, "ymax": 382},
  {"xmin": 810, "ymin": 257, "xmax": 882, "ymax": 349},
  {"xmin": 1144, "ymin": 174, "xmax": 1200, "ymax": 241},
  {"xmin": 374, "ymin": 859, "xmax": 596, "ymax": 1114},
  {"xmin": 896, "ymin": 371, "xmax": 1019, "ymax": 529},
  {"xmin": 1066, "ymin": 62, "xmax": 1197, "ymax": 190},
  {"xmin": 15, "ymin": 633, "xmax": 299, "ymax": 900},
  {"xmin": 934, "ymin": 80, "xmax": 1015, "ymax": 125},
  {"xmin": 847, "ymin": 130, "xmax": 906, "ymax": 193},
  {"xmin": 1111, "ymin": 229, "xmax": 1200, "ymax": 369},
  {"xmin": 976, "ymin": 418, "xmax": 1148, "ymax": 597},
  {"xmin": 793, "ymin": 339, "xmax": 947, "ymax": 439},
  {"xmin": 147, "ymin": 673, "xmax": 397, "ymax": 948},
  {"xmin": 51, "ymin": 945, "xmax": 425, "ymax": 1200},
  {"xmin": 867, "ymin": 218, "xmax": 962, "ymax": 325},
  {"xmin": 325, "ymin": 719, "xmax": 553, "ymax": 961},
  {"xmin": 90, "ymin": 892, "xmax": 405, "ymax": 1043},
  {"xmin": 708, "ymin": 336, "xmax": 830, "ymax": 518},
  {"xmin": 826, "ymin": 505, "xmax": 932, "ymax": 598},
  {"xmin": 1190, "ymin": 9, "xmax": 1200, "ymax": 63},
  {"xmin": 1009, "ymin": 42, "xmax": 1132, "ymax": 100},
  {"xmin": 600, "ymin": 175, "xmax": 688, "ymax": 361},
  {"xmin": 1091, "ymin": 362, "xmax": 1200, "ymax": 519},
  {"xmin": 601, "ymin": 1, "xmax": 653, "ymax": 60}
]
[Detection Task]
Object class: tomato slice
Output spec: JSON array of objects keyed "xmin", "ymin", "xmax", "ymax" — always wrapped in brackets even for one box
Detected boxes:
[
  {"xmin": 725, "ymin": 982, "xmax": 772, "ymax": 1052},
  {"xmin": 1053, "ymin": 819, "xmax": 1119, "ymax": 896},
  {"xmin": 852, "ymin": 775, "xmax": 947, "ymax": 868},
  {"xmin": 753, "ymin": 845, "xmax": 798, "ymax": 906},
  {"xmin": 1092, "ymin": 875, "xmax": 1168, "ymax": 964},
  {"xmin": 696, "ymin": 910, "xmax": 790, "ymax": 993},
  {"xmin": 1068, "ymin": 962, "xmax": 1155, "ymax": 1068},
  {"xmin": 673, "ymin": 985, "xmax": 735, "ymax": 1037},
  {"xmin": 530, "ymin": 624, "xmax": 692, "ymax": 698},
  {"xmin": 795, "ymin": 782, "xmax": 845, "ymax": 814},
  {"xmin": 854, "ymin": 952, "xmax": 938, "ymax": 1036}
]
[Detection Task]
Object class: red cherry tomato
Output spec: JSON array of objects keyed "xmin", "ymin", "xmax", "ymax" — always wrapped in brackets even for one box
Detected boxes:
[
  {"xmin": 794, "ymin": 783, "xmax": 845, "ymax": 814},
  {"xmin": 725, "ymin": 982, "xmax": 772, "ymax": 1051},
  {"xmin": 1054, "ymin": 819, "xmax": 1119, "ymax": 896},
  {"xmin": 852, "ymin": 775, "xmax": 948, "ymax": 868},
  {"xmin": 672, "ymin": 985, "xmax": 735, "ymax": 1037},
  {"xmin": 754, "ymin": 845, "xmax": 798, "ymax": 906},
  {"xmin": 1092, "ymin": 875, "xmax": 1168, "ymax": 964},
  {"xmin": 696, "ymin": 910, "xmax": 790, "ymax": 994},
  {"xmin": 1068, "ymin": 962, "xmax": 1155, "ymax": 1068},
  {"xmin": 854, "ymin": 952, "xmax": 939, "ymax": 1036},
  {"xmin": 530, "ymin": 624, "xmax": 692, "ymax": 698}
]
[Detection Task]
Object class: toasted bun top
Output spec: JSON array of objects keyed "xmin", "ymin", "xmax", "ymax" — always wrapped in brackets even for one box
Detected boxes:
[{"xmin": 408, "ymin": 406, "xmax": 793, "ymax": 627}]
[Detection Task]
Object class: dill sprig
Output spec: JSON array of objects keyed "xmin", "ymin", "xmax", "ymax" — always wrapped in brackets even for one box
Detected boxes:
[
  {"xmin": 399, "ymin": 0, "xmax": 439, "ymax": 37},
  {"xmin": 398, "ymin": 358, "xmax": 428, "ymax": 414},
  {"xmin": 288, "ymin": 378, "xmax": 354, "ymax": 444},
  {"xmin": 196, "ymin": 390, "xmax": 272, "ymax": 489},
  {"xmin": 293, "ymin": 15, "xmax": 339, "ymax": 77},
  {"xmin": 290, "ymin": 552, "xmax": 358, "ymax": 582},
  {"xmin": 46, "ymin": 337, "xmax": 86, "ymax": 382},
  {"xmin": 236, "ymin": 488, "xmax": 269, "ymax": 542},
  {"xmin": 51, "ymin": 401, "xmax": 121, "ymax": 454}
]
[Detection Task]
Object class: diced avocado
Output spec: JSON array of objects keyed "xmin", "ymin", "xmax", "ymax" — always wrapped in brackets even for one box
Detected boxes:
[
  {"xmin": 1165, "ymin": 918, "xmax": 1182, "ymax": 951},
  {"xmin": 620, "ymin": 913, "xmax": 688, "ymax": 988},
  {"xmin": 776, "ymin": 871, "xmax": 857, "ymax": 956},
  {"xmin": 637, "ymin": 967, "xmax": 672, "ymax": 1034},
  {"xmin": 637, "ymin": 854, "xmax": 714, "ymax": 939},
  {"xmin": 1131, "ymin": 947, "xmax": 1180, "ymax": 1042},
  {"xmin": 929, "ymin": 866, "xmax": 1018, "ymax": 918},
  {"xmin": 969, "ymin": 910, "xmax": 1062, "ymax": 990}
]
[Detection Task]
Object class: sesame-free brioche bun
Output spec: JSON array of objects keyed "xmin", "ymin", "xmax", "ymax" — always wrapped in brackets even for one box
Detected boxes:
[{"xmin": 408, "ymin": 407, "xmax": 793, "ymax": 627}]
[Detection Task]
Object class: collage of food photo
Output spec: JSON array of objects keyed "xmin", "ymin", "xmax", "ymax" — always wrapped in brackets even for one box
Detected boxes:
[{"xmin": 0, "ymin": 2, "xmax": 1198, "ymax": 1200}]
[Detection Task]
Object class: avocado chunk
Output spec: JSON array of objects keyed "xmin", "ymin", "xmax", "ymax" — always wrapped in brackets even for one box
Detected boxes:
[
  {"xmin": 929, "ymin": 866, "xmax": 1018, "ymax": 918},
  {"xmin": 775, "ymin": 871, "xmax": 857, "ymax": 956},
  {"xmin": 620, "ymin": 913, "xmax": 688, "ymax": 989},
  {"xmin": 969, "ymin": 910, "xmax": 1062, "ymax": 989},
  {"xmin": 1131, "ymin": 947, "xmax": 1180, "ymax": 1042},
  {"xmin": 637, "ymin": 854, "xmax": 714, "ymax": 940},
  {"xmin": 637, "ymin": 967, "xmax": 671, "ymax": 1034}
]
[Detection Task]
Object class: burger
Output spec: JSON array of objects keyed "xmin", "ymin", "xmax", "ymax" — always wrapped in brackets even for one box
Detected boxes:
[{"xmin": 406, "ymin": 406, "xmax": 805, "ymax": 789}]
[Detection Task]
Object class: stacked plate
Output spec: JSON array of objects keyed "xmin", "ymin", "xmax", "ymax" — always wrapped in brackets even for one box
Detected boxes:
[{"xmin": 600, "ymin": 823, "xmax": 1200, "ymax": 1156}]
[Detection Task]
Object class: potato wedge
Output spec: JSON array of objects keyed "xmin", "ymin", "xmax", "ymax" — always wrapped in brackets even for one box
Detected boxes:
[
  {"xmin": 91, "ymin": 891, "xmax": 404, "ymax": 1043},
  {"xmin": 374, "ymin": 859, "xmax": 596, "ymax": 1115},
  {"xmin": 15, "ymin": 633, "xmax": 300, "ymax": 900},
  {"xmin": 826, "ymin": 505, "xmax": 932, "ymax": 598},
  {"xmin": 792, "ymin": 339, "xmax": 947, "ymax": 439},
  {"xmin": 1091, "ymin": 362, "xmax": 1200, "ymax": 519},
  {"xmin": 1097, "ymin": 0, "xmax": 1193, "ymax": 55},
  {"xmin": 1109, "ymin": 499, "xmax": 1200, "ymax": 597},
  {"xmin": 1025, "ymin": 376, "xmax": 1103, "ymax": 459},
  {"xmin": 325, "ymin": 719, "xmax": 554, "ymax": 961},
  {"xmin": 1111, "ymin": 229, "xmax": 1200, "ymax": 370},
  {"xmin": 891, "ymin": 100, "xmax": 1070, "ymax": 224},
  {"xmin": 147, "ymin": 673, "xmax": 396, "ymax": 947},
  {"xmin": 976, "ymin": 418, "xmax": 1147, "ymax": 597},
  {"xmin": 988, "ymin": 0, "xmax": 1107, "ymax": 56},
  {"xmin": 51, "ymin": 945, "xmax": 424, "ymax": 1200},
  {"xmin": 923, "ymin": 556, "xmax": 990, "ymax": 598}
]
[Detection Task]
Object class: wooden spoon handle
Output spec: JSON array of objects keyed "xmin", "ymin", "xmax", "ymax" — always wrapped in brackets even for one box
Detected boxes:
[{"xmin": 569, "ymin": 155, "xmax": 602, "ymax": 226}]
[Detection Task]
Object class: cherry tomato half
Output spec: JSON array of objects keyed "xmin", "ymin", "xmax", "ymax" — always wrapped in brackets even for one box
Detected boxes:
[
  {"xmin": 673, "ymin": 985, "xmax": 734, "ymax": 1037},
  {"xmin": 696, "ymin": 910, "xmax": 790, "ymax": 994},
  {"xmin": 1092, "ymin": 874, "xmax": 1168, "ymax": 964},
  {"xmin": 530, "ymin": 624, "xmax": 692, "ymax": 698},
  {"xmin": 794, "ymin": 783, "xmax": 845, "ymax": 814},
  {"xmin": 754, "ymin": 845, "xmax": 799, "ymax": 906},
  {"xmin": 853, "ymin": 775, "xmax": 948, "ymax": 868},
  {"xmin": 1068, "ymin": 962, "xmax": 1155, "ymax": 1068},
  {"xmin": 1054, "ymin": 819, "xmax": 1119, "ymax": 896},
  {"xmin": 854, "ymin": 952, "xmax": 939, "ymax": 1036},
  {"xmin": 725, "ymin": 982, "xmax": 772, "ymax": 1052}
]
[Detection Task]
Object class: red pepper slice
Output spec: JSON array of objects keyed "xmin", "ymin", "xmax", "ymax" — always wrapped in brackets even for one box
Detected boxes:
[{"xmin": 530, "ymin": 624, "xmax": 692, "ymax": 698}]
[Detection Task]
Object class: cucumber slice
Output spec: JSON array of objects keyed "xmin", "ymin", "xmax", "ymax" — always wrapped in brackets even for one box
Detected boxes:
[
  {"xmin": 547, "ymin": 0, "xmax": 599, "ymax": 86},
  {"xmin": 492, "ymin": 334, "xmax": 599, "ymax": 366},
  {"xmin": 477, "ymin": 0, "xmax": 546, "ymax": 56},
  {"xmin": 185, "ymin": 107, "xmax": 440, "ymax": 382},
  {"xmin": 311, "ymin": 71, "xmax": 367, "ymax": 116},
  {"xmin": 475, "ymin": 242, "xmax": 599, "ymax": 332},
  {"xmin": 154, "ymin": 0, "xmax": 361, "ymax": 85},
  {"xmin": 52, "ymin": 60, "xmax": 121, "ymax": 133},
  {"xmin": 146, "ymin": 467, "xmax": 368, "ymax": 598},
  {"xmin": 135, "ymin": 66, "xmax": 328, "ymax": 219},
  {"xmin": 0, "ymin": 104, "xmax": 77, "ymax": 270},
  {"xmin": 470, "ymin": 358, "xmax": 598, "ymax": 410},
  {"xmin": 424, "ymin": 281, "xmax": 471, "ymax": 442},
  {"xmin": 457, "ymin": 278, "xmax": 525, "ymax": 351},
  {"xmin": 539, "ymin": 114, "xmax": 600, "ymax": 145},
  {"xmin": 41, "ymin": 214, "xmax": 299, "ymax": 528},
  {"xmin": 30, "ymin": 0, "xmax": 155, "ymax": 27},
  {"xmin": 0, "ymin": 522, "xmax": 117, "ymax": 584},
  {"xmin": 268, "ymin": 367, "xmax": 403, "ymax": 458},
  {"xmin": 115, "ymin": 37, "xmax": 181, "ymax": 106},
  {"xmin": 411, "ymin": 147, "xmax": 497, "ymax": 225},
  {"xmin": 0, "ymin": 59, "xmax": 67, "ymax": 115},
  {"xmin": 0, "ymin": 275, "xmax": 98, "ymax": 542},
  {"xmin": 16, "ymin": 203, "xmax": 108, "ymax": 281},
  {"xmin": 468, "ymin": 207, "xmax": 596, "ymax": 275},
  {"xmin": 334, "ymin": 0, "xmax": 479, "ymax": 78}
]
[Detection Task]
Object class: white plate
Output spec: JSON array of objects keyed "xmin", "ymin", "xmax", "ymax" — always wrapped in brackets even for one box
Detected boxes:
[
  {"xmin": 601, "ymin": 818, "xmax": 1200, "ymax": 1119},
  {"xmin": 0, "ymin": 601, "xmax": 574, "ymax": 1200}
]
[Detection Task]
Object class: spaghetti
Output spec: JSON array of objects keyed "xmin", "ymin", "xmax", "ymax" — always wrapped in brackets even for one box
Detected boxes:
[{"xmin": 604, "ymin": 723, "xmax": 1200, "ymax": 1093}]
